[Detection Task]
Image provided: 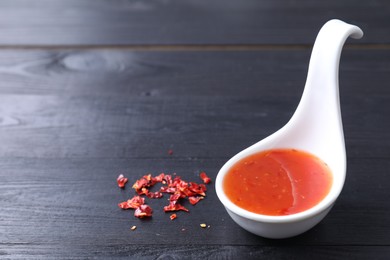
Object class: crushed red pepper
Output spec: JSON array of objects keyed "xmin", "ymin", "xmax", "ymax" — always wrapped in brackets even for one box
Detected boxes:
[
  {"xmin": 200, "ymin": 172, "xmax": 211, "ymax": 184},
  {"xmin": 146, "ymin": 191, "xmax": 163, "ymax": 199},
  {"xmin": 117, "ymin": 174, "xmax": 128, "ymax": 188},
  {"xmin": 118, "ymin": 195, "xmax": 145, "ymax": 209},
  {"xmin": 118, "ymin": 171, "xmax": 211, "ymax": 219},
  {"xmin": 164, "ymin": 195, "xmax": 189, "ymax": 212},
  {"xmin": 134, "ymin": 205, "xmax": 153, "ymax": 218},
  {"xmin": 188, "ymin": 196, "xmax": 204, "ymax": 205},
  {"xmin": 170, "ymin": 213, "xmax": 177, "ymax": 220}
]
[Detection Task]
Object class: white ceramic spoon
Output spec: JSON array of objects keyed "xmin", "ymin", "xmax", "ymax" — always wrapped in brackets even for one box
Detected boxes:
[{"xmin": 215, "ymin": 19, "xmax": 363, "ymax": 239}]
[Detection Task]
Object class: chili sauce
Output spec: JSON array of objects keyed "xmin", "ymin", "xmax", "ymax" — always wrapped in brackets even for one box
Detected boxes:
[{"xmin": 223, "ymin": 149, "xmax": 333, "ymax": 216}]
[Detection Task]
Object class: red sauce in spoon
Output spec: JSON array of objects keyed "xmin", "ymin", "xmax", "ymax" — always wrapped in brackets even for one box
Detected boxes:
[{"xmin": 223, "ymin": 149, "xmax": 333, "ymax": 216}]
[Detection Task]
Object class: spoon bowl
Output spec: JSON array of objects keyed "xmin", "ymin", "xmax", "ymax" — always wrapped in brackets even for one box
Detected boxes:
[{"xmin": 215, "ymin": 19, "xmax": 363, "ymax": 239}]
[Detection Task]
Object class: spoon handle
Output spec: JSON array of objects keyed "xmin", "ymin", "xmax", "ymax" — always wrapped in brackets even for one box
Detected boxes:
[
  {"xmin": 287, "ymin": 20, "xmax": 363, "ymax": 153},
  {"xmin": 302, "ymin": 19, "xmax": 363, "ymax": 115}
]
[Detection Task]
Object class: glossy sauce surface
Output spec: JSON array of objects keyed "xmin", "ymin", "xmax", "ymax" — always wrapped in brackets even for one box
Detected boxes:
[{"xmin": 223, "ymin": 149, "xmax": 333, "ymax": 216}]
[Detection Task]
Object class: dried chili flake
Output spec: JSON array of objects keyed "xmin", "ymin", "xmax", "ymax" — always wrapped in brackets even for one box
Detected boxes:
[
  {"xmin": 136, "ymin": 187, "xmax": 150, "ymax": 196},
  {"xmin": 200, "ymin": 172, "xmax": 211, "ymax": 184},
  {"xmin": 188, "ymin": 196, "xmax": 204, "ymax": 205},
  {"xmin": 164, "ymin": 201, "xmax": 189, "ymax": 212},
  {"xmin": 172, "ymin": 176, "xmax": 184, "ymax": 186},
  {"xmin": 163, "ymin": 175, "xmax": 173, "ymax": 186},
  {"xmin": 170, "ymin": 213, "xmax": 177, "ymax": 220},
  {"xmin": 188, "ymin": 182, "xmax": 206, "ymax": 196},
  {"xmin": 118, "ymin": 201, "xmax": 130, "ymax": 209},
  {"xmin": 144, "ymin": 174, "xmax": 160, "ymax": 186},
  {"xmin": 153, "ymin": 173, "xmax": 165, "ymax": 183},
  {"xmin": 144, "ymin": 174, "xmax": 153, "ymax": 181},
  {"xmin": 132, "ymin": 178, "xmax": 149, "ymax": 191},
  {"xmin": 167, "ymin": 149, "xmax": 173, "ymax": 155},
  {"xmin": 117, "ymin": 174, "xmax": 128, "ymax": 188},
  {"xmin": 134, "ymin": 204, "xmax": 153, "ymax": 218},
  {"xmin": 175, "ymin": 180, "xmax": 191, "ymax": 198},
  {"xmin": 146, "ymin": 191, "xmax": 163, "ymax": 199},
  {"xmin": 169, "ymin": 193, "xmax": 181, "ymax": 202},
  {"xmin": 160, "ymin": 186, "xmax": 176, "ymax": 193},
  {"xmin": 118, "ymin": 196, "xmax": 145, "ymax": 209}
]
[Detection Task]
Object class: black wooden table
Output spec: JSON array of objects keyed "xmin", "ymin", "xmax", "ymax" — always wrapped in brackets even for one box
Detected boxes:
[{"xmin": 1, "ymin": 1, "xmax": 389, "ymax": 259}]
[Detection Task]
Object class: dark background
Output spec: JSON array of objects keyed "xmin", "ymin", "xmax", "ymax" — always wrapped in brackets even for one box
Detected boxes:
[{"xmin": 0, "ymin": 0, "xmax": 389, "ymax": 259}]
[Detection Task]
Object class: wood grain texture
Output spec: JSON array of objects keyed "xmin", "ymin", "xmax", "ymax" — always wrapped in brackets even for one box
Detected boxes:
[
  {"xmin": 2, "ymin": 245, "xmax": 390, "ymax": 259},
  {"xmin": 0, "ymin": 94, "xmax": 388, "ymax": 159},
  {"xmin": 0, "ymin": 0, "xmax": 388, "ymax": 45},
  {"xmin": 1, "ymin": 0, "xmax": 390, "ymax": 258},
  {"xmin": 0, "ymin": 49, "xmax": 386, "ymax": 97},
  {"xmin": 1, "ymin": 157, "xmax": 390, "ymax": 247},
  {"xmin": 0, "ymin": 49, "xmax": 388, "ymax": 159},
  {"xmin": 0, "ymin": 47, "xmax": 389, "ymax": 258}
]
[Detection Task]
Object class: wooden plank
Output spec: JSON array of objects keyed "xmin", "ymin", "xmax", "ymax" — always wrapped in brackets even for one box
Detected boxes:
[
  {"xmin": 0, "ymin": 0, "xmax": 387, "ymax": 45},
  {"xmin": 0, "ymin": 49, "xmax": 388, "ymax": 159},
  {"xmin": 0, "ymin": 49, "xmax": 386, "ymax": 97},
  {"xmin": 0, "ymin": 94, "xmax": 388, "ymax": 159},
  {"xmin": 0, "ymin": 157, "xmax": 389, "ymax": 247},
  {"xmin": 0, "ymin": 49, "xmax": 310, "ymax": 97},
  {"xmin": 1, "ymin": 245, "xmax": 390, "ymax": 259}
]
